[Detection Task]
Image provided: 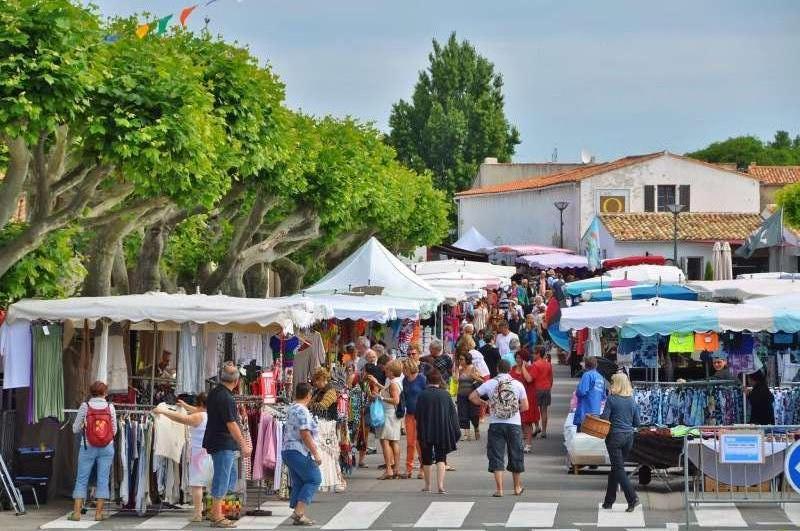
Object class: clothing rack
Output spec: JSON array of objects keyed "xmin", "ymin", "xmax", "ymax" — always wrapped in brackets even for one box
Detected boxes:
[{"xmin": 632, "ymin": 379, "xmax": 741, "ymax": 387}]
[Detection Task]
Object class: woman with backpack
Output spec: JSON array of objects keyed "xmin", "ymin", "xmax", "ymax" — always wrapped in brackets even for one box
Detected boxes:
[
  {"xmin": 153, "ymin": 394, "xmax": 210, "ymax": 522},
  {"xmin": 68, "ymin": 381, "xmax": 117, "ymax": 522}
]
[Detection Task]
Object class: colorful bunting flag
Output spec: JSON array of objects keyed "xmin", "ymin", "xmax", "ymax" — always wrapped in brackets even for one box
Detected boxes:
[
  {"xmin": 135, "ymin": 23, "xmax": 150, "ymax": 39},
  {"xmin": 180, "ymin": 5, "xmax": 198, "ymax": 27},
  {"xmin": 156, "ymin": 14, "xmax": 173, "ymax": 35}
]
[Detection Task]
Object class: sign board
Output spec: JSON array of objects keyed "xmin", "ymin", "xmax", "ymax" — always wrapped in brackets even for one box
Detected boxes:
[
  {"xmin": 719, "ymin": 432, "xmax": 764, "ymax": 464},
  {"xmin": 786, "ymin": 440, "xmax": 800, "ymax": 494}
]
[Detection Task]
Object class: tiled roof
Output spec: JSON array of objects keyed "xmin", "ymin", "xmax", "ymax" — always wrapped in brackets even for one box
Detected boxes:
[
  {"xmin": 455, "ymin": 152, "xmax": 664, "ymax": 197},
  {"xmin": 748, "ymin": 165, "xmax": 800, "ymax": 185},
  {"xmin": 600, "ymin": 212, "xmax": 763, "ymax": 242}
]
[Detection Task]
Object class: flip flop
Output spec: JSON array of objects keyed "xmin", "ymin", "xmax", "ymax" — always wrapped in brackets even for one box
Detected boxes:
[
  {"xmin": 211, "ymin": 518, "xmax": 236, "ymax": 528},
  {"xmin": 514, "ymin": 487, "xmax": 525, "ymax": 496},
  {"xmin": 437, "ymin": 489, "xmax": 448, "ymax": 495},
  {"xmin": 492, "ymin": 492, "xmax": 504, "ymax": 497},
  {"xmin": 66, "ymin": 512, "xmax": 81, "ymax": 522}
]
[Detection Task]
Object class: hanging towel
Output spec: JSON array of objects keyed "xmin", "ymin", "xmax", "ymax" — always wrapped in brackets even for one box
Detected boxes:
[
  {"xmin": 668, "ymin": 332, "xmax": 694, "ymax": 353},
  {"xmin": 92, "ymin": 320, "xmax": 110, "ymax": 383},
  {"xmin": 0, "ymin": 320, "xmax": 32, "ymax": 389},
  {"xmin": 177, "ymin": 323, "xmax": 206, "ymax": 395}
]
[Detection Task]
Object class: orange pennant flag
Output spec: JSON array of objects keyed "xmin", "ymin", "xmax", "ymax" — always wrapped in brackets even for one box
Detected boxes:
[
  {"xmin": 180, "ymin": 5, "xmax": 198, "ymax": 27},
  {"xmin": 135, "ymin": 23, "xmax": 150, "ymax": 38}
]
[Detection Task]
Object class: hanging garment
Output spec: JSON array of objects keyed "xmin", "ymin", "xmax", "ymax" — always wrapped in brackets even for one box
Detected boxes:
[
  {"xmin": 694, "ymin": 332, "xmax": 720, "ymax": 352},
  {"xmin": 619, "ymin": 336, "xmax": 659, "ymax": 369},
  {"xmin": 233, "ymin": 333, "xmax": 263, "ymax": 365},
  {"xmin": 273, "ymin": 421, "xmax": 283, "ymax": 492},
  {"xmin": 204, "ymin": 333, "xmax": 221, "ymax": 379},
  {"xmin": 31, "ymin": 323, "xmax": 64, "ymax": 422},
  {"xmin": 668, "ymin": 332, "xmax": 694, "ymax": 353},
  {"xmin": 100, "ymin": 327, "xmax": 129, "ymax": 394},
  {"xmin": 153, "ymin": 404, "xmax": 188, "ymax": 462},
  {"xmin": 177, "ymin": 323, "xmax": 205, "ymax": 395},
  {"xmin": 317, "ymin": 419, "xmax": 343, "ymax": 491},
  {"xmin": 293, "ymin": 332, "xmax": 326, "ymax": 394},
  {"xmin": 0, "ymin": 320, "xmax": 32, "ymax": 389},
  {"xmin": 92, "ymin": 320, "xmax": 110, "ymax": 384}
]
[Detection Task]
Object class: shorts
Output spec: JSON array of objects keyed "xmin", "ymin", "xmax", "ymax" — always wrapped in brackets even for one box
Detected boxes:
[
  {"xmin": 536, "ymin": 389, "xmax": 552, "ymax": 407},
  {"xmin": 419, "ymin": 442, "xmax": 449, "ymax": 466},
  {"xmin": 210, "ymin": 449, "xmax": 238, "ymax": 498},
  {"xmin": 487, "ymin": 423, "xmax": 524, "ymax": 473}
]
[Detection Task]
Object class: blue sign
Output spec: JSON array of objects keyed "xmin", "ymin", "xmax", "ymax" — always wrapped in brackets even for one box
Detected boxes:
[
  {"xmin": 719, "ymin": 433, "xmax": 763, "ymax": 464},
  {"xmin": 786, "ymin": 440, "xmax": 800, "ymax": 494}
]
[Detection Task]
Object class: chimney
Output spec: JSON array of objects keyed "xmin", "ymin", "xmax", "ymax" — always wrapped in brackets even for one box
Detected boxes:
[{"xmin": 483, "ymin": 157, "xmax": 498, "ymax": 164}]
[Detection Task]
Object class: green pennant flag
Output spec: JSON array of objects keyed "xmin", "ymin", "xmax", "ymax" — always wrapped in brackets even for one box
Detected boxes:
[
  {"xmin": 735, "ymin": 208, "xmax": 784, "ymax": 259},
  {"xmin": 156, "ymin": 14, "xmax": 173, "ymax": 35}
]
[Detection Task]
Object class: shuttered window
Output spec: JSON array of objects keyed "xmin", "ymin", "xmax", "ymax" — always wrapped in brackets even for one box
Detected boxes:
[
  {"xmin": 679, "ymin": 185, "xmax": 690, "ymax": 211},
  {"xmin": 644, "ymin": 185, "xmax": 655, "ymax": 212}
]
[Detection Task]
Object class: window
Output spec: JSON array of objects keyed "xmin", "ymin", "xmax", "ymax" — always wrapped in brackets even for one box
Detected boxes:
[
  {"xmin": 644, "ymin": 185, "xmax": 655, "ymax": 212},
  {"xmin": 679, "ymin": 185, "xmax": 690, "ymax": 211},
  {"xmin": 657, "ymin": 185, "xmax": 676, "ymax": 212}
]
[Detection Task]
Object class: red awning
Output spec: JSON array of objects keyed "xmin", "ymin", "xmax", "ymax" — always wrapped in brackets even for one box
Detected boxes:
[{"xmin": 602, "ymin": 255, "xmax": 666, "ymax": 270}]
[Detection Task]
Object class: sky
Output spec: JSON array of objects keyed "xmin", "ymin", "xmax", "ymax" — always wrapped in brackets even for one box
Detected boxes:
[{"xmin": 91, "ymin": 0, "xmax": 800, "ymax": 163}]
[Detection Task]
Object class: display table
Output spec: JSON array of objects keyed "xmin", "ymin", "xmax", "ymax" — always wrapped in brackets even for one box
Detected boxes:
[
  {"xmin": 687, "ymin": 438, "xmax": 790, "ymax": 486},
  {"xmin": 563, "ymin": 412, "xmax": 610, "ymax": 469},
  {"xmin": 631, "ymin": 429, "xmax": 684, "ymax": 469}
]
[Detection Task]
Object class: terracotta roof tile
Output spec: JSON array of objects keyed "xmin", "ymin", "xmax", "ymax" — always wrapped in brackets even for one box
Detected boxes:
[
  {"xmin": 456, "ymin": 151, "xmax": 759, "ymax": 198},
  {"xmin": 748, "ymin": 165, "xmax": 800, "ymax": 185},
  {"xmin": 600, "ymin": 212, "xmax": 763, "ymax": 242},
  {"xmin": 455, "ymin": 152, "xmax": 664, "ymax": 197}
]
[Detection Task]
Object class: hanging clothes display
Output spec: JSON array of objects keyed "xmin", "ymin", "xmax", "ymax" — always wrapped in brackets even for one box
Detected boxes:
[
  {"xmin": 694, "ymin": 332, "xmax": 719, "ymax": 352},
  {"xmin": 619, "ymin": 335, "xmax": 659, "ymax": 368},
  {"xmin": 633, "ymin": 383, "xmax": 743, "ymax": 426},
  {"xmin": 177, "ymin": 323, "xmax": 205, "ymax": 395},
  {"xmin": 293, "ymin": 332, "xmax": 326, "ymax": 394},
  {"xmin": 0, "ymin": 319, "xmax": 32, "ymax": 389},
  {"xmin": 31, "ymin": 323, "xmax": 64, "ymax": 423},
  {"xmin": 317, "ymin": 419, "xmax": 344, "ymax": 491},
  {"xmin": 668, "ymin": 332, "xmax": 694, "ymax": 353},
  {"xmin": 772, "ymin": 386, "xmax": 800, "ymax": 425}
]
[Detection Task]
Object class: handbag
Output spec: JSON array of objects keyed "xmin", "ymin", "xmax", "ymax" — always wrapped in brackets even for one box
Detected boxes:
[
  {"xmin": 395, "ymin": 389, "xmax": 406, "ymax": 419},
  {"xmin": 369, "ymin": 399, "xmax": 385, "ymax": 429}
]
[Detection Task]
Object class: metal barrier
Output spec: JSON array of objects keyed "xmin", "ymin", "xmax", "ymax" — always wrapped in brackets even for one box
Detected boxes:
[{"xmin": 682, "ymin": 425, "xmax": 800, "ymax": 529}]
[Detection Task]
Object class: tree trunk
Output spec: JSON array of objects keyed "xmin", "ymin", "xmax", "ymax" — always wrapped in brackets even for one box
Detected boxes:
[
  {"xmin": 133, "ymin": 223, "xmax": 167, "ymax": 294},
  {"xmin": 111, "ymin": 240, "xmax": 130, "ymax": 294},
  {"xmin": 273, "ymin": 258, "xmax": 306, "ymax": 296},
  {"xmin": 83, "ymin": 222, "xmax": 128, "ymax": 297},
  {"xmin": 244, "ymin": 263, "xmax": 269, "ymax": 298},
  {"xmin": 0, "ymin": 219, "xmax": 58, "ymax": 278},
  {"xmin": 221, "ymin": 262, "xmax": 247, "ymax": 297},
  {"xmin": 0, "ymin": 136, "xmax": 31, "ymax": 229}
]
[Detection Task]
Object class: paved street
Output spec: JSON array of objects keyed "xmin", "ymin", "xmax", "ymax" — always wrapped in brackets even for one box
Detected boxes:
[{"xmin": 2, "ymin": 366, "xmax": 799, "ymax": 531}]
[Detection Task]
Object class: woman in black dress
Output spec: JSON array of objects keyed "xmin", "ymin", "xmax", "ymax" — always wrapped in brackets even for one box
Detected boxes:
[{"xmin": 415, "ymin": 369, "xmax": 461, "ymax": 494}]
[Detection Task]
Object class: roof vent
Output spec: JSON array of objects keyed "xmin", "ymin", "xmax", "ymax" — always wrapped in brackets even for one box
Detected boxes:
[{"xmin": 483, "ymin": 157, "xmax": 498, "ymax": 164}]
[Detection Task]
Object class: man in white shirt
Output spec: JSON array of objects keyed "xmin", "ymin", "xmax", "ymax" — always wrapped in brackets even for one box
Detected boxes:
[
  {"xmin": 354, "ymin": 336, "xmax": 370, "ymax": 372},
  {"xmin": 495, "ymin": 320, "xmax": 520, "ymax": 358},
  {"xmin": 469, "ymin": 360, "xmax": 528, "ymax": 497}
]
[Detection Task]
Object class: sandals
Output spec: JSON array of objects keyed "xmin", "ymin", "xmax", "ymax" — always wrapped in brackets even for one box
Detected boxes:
[
  {"xmin": 445, "ymin": 465, "xmax": 456, "ymax": 471},
  {"xmin": 190, "ymin": 515, "xmax": 204, "ymax": 522},
  {"xmin": 94, "ymin": 513, "xmax": 108, "ymax": 522},
  {"xmin": 377, "ymin": 473, "xmax": 395, "ymax": 480},
  {"xmin": 293, "ymin": 514, "xmax": 315, "ymax": 526},
  {"xmin": 492, "ymin": 492, "xmax": 504, "ymax": 497},
  {"xmin": 66, "ymin": 512, "xmax": 81, "ymax": 522},
  {"xmin": 211, "ymin": 517, "xmax": 236, "ymax": 528},
  {"xmin": 437, "ymin": 489, "xmax": 448, "ymax": 495},
  {"xmin": 514, "ymin": 487, "xmax": 525, "ymax": 496}
]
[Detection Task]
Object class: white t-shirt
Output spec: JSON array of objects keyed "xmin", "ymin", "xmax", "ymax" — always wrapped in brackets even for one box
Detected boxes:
[
  {"xmin": 475, "ymin": 374, "xmax": 526, "ymax": 425},
  {"xmin": 470, "ymin": 350, "xmax": 490, "ymax": 378},
  {"xmin": 496, "ymin": 332, "xmax": 519, "ymax": 357}
]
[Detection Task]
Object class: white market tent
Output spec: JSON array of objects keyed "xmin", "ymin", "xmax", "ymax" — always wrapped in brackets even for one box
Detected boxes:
[
  {"xmin": 452, "ymin": 226, "xmax": 494, "ymax": 252},
  {"xmin": 304, "ymin": 237, "xmax": 444, "ymax": 313},
  {"xmin": 410, "ymin": 259, "xmax": 515, "ymax": 279},
  {"xmin": 280, "ymin": 293, "xmax": 421, "ymax": 324},
  {"xmin": 558, "ymin": 298, "xmax": 729, "ymax": 331},
  {"xmin": 5, "ymin": 292, "xmax": 325, "ymax": 333},
  {"xmin": 605, "ymin": 264, "xmax": 686, "ymax": 284},
  {"xmin": 687, "ymin": 279, "xmax": 800, "ymax": 302}
]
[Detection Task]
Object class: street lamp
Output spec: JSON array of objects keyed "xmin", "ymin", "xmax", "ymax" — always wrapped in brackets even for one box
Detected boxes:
[
  {"xmin": 554, "ymin": 201, "xmax": 570, "ymax": 249},
  {"xmin": 666, "ymin": 203, "xmax": 686, "ymax": 265}
]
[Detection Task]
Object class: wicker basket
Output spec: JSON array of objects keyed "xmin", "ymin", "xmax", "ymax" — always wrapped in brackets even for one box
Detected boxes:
[{"xmin": 580, "ymin": 414, "xmax": 611, "ymax": 439}]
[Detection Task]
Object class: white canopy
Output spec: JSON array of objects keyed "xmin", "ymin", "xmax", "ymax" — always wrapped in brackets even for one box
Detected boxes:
[
  {"xmin": 5, "ymin": 292, "xmax": 325, "ymax": 332},
  {"xmin": 409, "ymin": 259, "xmax": 515, "ymax": 279},
  {"xmin": 304, "ymin": 237, "xmax": 444, "ymax": 314},
  {"xmin": 453, "ymin": 227, "xmax": 494, "ymax": 252},
  {"xmin": 688, "ymin": 279, "xmax": 800, "ymax": 302},
  {"xmin": 559, "ymin": 298, "xmax": 728, "ymax": 331},
  {"xmin": 280, "ymin": 293, "xmax": 420, "ymax": 323},
  {"xmin": 736, "ymin": 272, "xmax": 800, "ymax": 280},
  {"xmin": 604, "ymin": 265, "xmax": 686, "ymax": 284}
]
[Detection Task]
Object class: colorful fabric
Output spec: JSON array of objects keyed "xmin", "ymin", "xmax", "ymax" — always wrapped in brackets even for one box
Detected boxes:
[
  {"xmin": 694, "ymin": 332, "xmax": 719, "ymax": 352},
  {"xmin": 668, "ymin": 332, "xmax": 694, "ymax": 353}
]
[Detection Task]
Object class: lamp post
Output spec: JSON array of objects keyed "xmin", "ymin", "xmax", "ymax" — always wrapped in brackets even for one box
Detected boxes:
[
  {"xmin": 666, "ymin": 203, "xmax": 686, "ymax": 265},
  {"xmin": 554, "ymin": 201, "xmax": 570, "ymax": 249}
]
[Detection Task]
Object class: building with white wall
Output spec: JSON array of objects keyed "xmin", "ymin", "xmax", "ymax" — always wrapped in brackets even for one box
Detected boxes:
[{"xmin": 455, "ymin": 151, "xmax": 767, "ymax": 277}]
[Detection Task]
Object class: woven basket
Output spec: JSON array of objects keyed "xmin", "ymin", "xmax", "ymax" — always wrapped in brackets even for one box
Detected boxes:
[{"xmin": 581, "ymin": 414, "xmax": 611, "ymax": 439}]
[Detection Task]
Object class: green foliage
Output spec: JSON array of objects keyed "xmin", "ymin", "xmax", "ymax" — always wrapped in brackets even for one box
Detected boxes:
[
  {"xmin": 388, "ymin": 32, "xmax": 520, "ymax": 198},
  {"xmin": 704, "ymin": 260, "xmax": 714, "ymax": 281},
  {"xmin": 0, "ymin": 223, "xmax": 86, "ymax": 306},
  {"xmin": 163, "ymin": 214, "xmax": 232, "ymax": 283},
  {"xmin": 0, "ymin": 0, "xmax": 103, "ymax": 143},
  {"xmin": 777, "ymin": 184, "xmax": 800, "ymax": 230},
  {"xmin": 687, "ymin": 130, "xmax": 800, "ymax": 166}
]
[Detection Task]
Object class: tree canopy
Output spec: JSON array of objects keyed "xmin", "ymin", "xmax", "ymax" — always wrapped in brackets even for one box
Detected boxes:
[
  {"xmin": 686, "ymin": 130, "xmax": 800, "ymax": 166},
  {"xmin": 387, "ymin": 32, "xmax": 520, "ymax": 200},
  {"xmin": 0, "ymin": 0, "xmax": 449, "ymax": 303}
]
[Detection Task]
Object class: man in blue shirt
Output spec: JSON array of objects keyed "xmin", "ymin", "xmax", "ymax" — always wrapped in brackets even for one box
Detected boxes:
[{"xmin": 574, "ymin": 356, "xmax": 606, "ymax": 428}]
